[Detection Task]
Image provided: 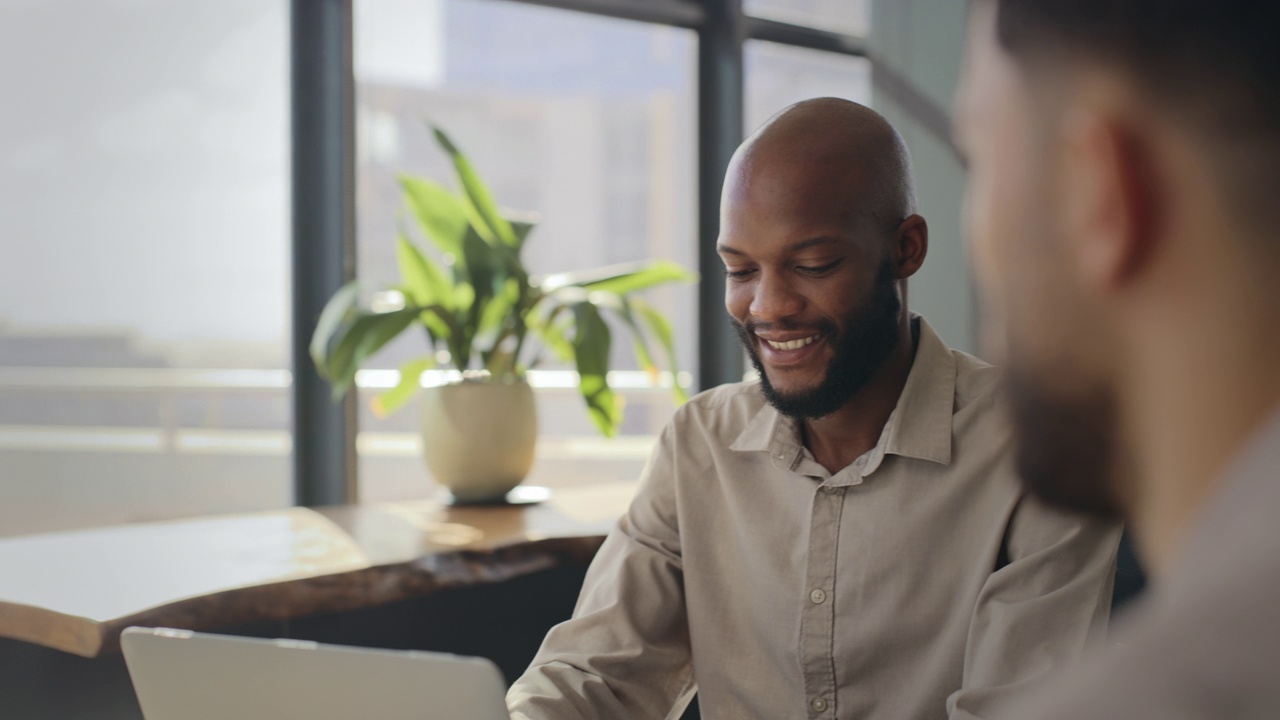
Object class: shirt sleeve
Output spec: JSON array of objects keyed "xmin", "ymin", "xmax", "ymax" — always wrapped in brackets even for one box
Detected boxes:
[
  {"xmin": 947, "ymin": 493, "xmax": 1123, "ymax": 719},
  {"xmin": 506, "ymin": 422, "xmax": 695, "ymax": 720}
]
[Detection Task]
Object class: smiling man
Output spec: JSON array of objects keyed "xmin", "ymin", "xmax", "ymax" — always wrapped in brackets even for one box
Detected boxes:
[{"xmin": 506, "ymin": 98, "xmax": 1120, "ymax": 720}]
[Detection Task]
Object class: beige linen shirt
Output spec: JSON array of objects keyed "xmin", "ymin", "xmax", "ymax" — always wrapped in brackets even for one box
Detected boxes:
[
  {"xmin": 508, "ymin": 317, "xmax": 1121, "ymax": 720},
  {"xmin": 996, "ymin": 405, "xmax": 1280, "ymax": 719}
]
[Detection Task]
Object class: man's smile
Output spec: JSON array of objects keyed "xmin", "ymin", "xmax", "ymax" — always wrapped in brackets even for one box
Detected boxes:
[
  {"xmin": 755, "ymin": 330, "xmax": 828, "ymax": 367},
  {"xmin": 761, "ymin": 334, "xmax": 819, "ymax": 351}
]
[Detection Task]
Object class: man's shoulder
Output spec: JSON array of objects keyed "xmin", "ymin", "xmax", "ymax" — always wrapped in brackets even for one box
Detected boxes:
[
  {"xmin": 1003, "ymin": 446, "xmax": 1280, "ymax": 720},
  {"xmin": 950, "ymin": 347, "xmax": 1002, "ymax": 405},
  {"xmin": 1004, "ymin": 545, "xmax": 1280, "ymax": 720},
  {"xmin": 675, "ymin": 379, "xmax": 768, "ymax": 433},
  {"xmin": 645, "ymin": 381, "xmax": 769, "ymax": 478}
]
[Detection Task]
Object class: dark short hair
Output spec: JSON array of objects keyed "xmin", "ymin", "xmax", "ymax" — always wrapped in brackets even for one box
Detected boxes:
[{"xmin": 994, "ymin": 1, "xmax": 1280, "ymax": 235}]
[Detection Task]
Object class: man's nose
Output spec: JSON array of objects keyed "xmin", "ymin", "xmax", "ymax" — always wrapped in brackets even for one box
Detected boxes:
[{"xmin": 748, "ymin": 272, "xmax": 805, "ymax": 323}]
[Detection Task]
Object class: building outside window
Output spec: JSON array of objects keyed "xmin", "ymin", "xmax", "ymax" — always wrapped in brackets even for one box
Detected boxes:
[{"xmin": 0, "ymin": 0, "xmax": 291, "ymax": 536}]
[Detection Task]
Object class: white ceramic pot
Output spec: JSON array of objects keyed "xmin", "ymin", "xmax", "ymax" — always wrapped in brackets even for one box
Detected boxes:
[{"xmin": 419, "ymin": 378, "xmax": 537, "ymax": 503}]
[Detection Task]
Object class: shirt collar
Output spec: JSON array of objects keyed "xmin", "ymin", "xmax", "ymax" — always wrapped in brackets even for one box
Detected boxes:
[
  {"xmin": 882, "ymin": 315, "xmax": 956, "ymax": 465},
  {"xmin": 729, "ymin": 397, "xmax": 789, "ymax": 454},
  {"xmin": 730, "ymin": 314, "xmax": 957, "ymax": 469}
]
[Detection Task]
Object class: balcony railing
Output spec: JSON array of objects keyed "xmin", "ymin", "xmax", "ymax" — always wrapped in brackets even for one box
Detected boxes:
[{"xmin": 0, "ymin": 366, "xmax": 686, "ymax": 459}]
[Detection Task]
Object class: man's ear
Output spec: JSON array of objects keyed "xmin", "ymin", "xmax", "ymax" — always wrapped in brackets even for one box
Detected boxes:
[
  {"xmin": 1060, "ymin": 109, "xmax": 1158, "ymax": 292},
  {"xmin": 894, "ymin": 214, "xmax": 930, "ymax": 279}
]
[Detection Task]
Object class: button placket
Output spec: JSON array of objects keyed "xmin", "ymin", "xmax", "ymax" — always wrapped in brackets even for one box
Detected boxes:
[{"xmin": 801, "ymin": 482, "xmax": 843, "ymax": 718}]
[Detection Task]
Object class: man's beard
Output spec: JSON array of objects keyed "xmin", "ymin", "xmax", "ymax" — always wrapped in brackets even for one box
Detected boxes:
[
  {"xmin": 734, "ymin": 258, "xmax": 902, "ymax": 420},
  {"xmin": 1005, "ymin": 360, "xmax": 1126, "ymax": 519}
]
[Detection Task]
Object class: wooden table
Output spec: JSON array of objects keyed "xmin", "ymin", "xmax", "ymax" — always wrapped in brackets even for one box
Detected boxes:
[{"xmin": 0, "ymin": 483, "xmax": 634, "ymax": 658}]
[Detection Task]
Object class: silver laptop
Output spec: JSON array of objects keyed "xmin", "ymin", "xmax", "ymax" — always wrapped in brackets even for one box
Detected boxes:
[{"xmin": 121, "ymin": 626, "xmax": 510, "ymax": 720}]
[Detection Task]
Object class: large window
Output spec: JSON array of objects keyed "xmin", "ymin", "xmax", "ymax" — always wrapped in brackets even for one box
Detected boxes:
[
  {"xmin": 5, "ymin": 0, "xmax": 874, "ymax": 531},
  {"xmin": 0, "ymin": 0, "xmax": 290, "ymax": 536},
  {"xmin": 353, "ymin": 0, "xmax": 697, "ymax": 501}
]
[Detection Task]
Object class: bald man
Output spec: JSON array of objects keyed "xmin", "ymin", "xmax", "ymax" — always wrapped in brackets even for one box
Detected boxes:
[{"xmin": 506, "ymin": 99, "xmax": 1120, "ymax": 720}]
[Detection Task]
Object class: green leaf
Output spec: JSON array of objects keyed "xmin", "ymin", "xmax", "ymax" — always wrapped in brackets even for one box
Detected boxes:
[
  {"xmin": 478, "ymin": 278, "xmax": 524, "ymax": 377},
  {"xmin": 461, "ymin": 228, "xmax": 507, "ymax": 294},
  {"xmin": 586, "ymin": 289, "xmax": 661, "ymax": 385},
  {"xmin": 631, "ymin": 296, "xmax": 688, "ymax": 403},
  {"xmin": 460, "ymin": 228, "xmax": 506, "ymax": 354},
  {"xmin": 451, "ymin": 283, "xmax": 476, "ymax": 315},
  {"xmin": 483, "ymin": 346, "xmax": 518, "ymax": 378},
  {"xmin": 492, "ymin": 240, "xmax": 529, "ymax": 285},
  {"xmin": 510, "ymin": 218, "xmax": 536, "ymax": 247},
  {"xmin": 571, "ymin": 302, "xmax": 622, "ymax": 437},
  {"xmin": 479, "ymin": 278, "xmax": 521, "ymax": 337},
  {"xmin": 431, "ymin": 125, "xmax": 518, "ymax": 247},
  {"xmin": 418, "ymin": 307, "xmax": 454, "ymax": 345},
  {"xmin": 328, "ymin": 308, "xmax": 419, "ymax": 397},
  {"xmin": 396, "ymin": 233, "xmax": 453, "ymax": 309},
  {"xmin": 421, "ymin": 304, "xmax": 469, "ymax": 371},
  {"xmin": 541, "ymin": 259, "xmax": 695, "ymax": 296},
  {"xmin": 310, "ymin": 282, "xmax": 361, "ymax": 380},
  {"xmin": 421, "ymin": 304, "xmax": 464, "ymax": 341},
  {"xmin": 399, "ymin": 175, "xmax": 470, "ymax": 257},
  {"xmin": 372, "ymin": 356, "xmax": 435, "ymax": 417},
  {"xmin": 617, "ymin": 297, "xmax": 659, "ymax": 379},
  {"xmin": 530, "ymin": 303, "xmax": 575, "ymax": 363},
  {"xmin": 544, "ymin": 285, "xmax": 590, "ymax": 306}
]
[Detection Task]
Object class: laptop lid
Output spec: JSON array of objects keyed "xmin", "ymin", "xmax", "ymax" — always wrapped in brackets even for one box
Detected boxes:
[{"xmin": 121, "ymin": 627, "xmax": 510, "ymax": 720}]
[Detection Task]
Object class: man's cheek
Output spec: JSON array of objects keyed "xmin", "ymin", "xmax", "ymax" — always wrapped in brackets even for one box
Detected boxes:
[
  {"xmin": 964, "ymin": 176, "xmax": 1003, "ymax": 301},
  {"xmin": 976, "ymin": 288, "xmax": 1009, "ymax": 365},
  {"xmin": 965, "ymin": 175, "xmax": 1019, "ymax": 364}
]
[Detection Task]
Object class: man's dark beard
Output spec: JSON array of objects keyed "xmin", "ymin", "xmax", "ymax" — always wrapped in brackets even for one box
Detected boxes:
[
  {"xmin": 1006, "ymin": 361, "xmax": 1126, "ymax": 519},
  {"xmin": 733, "ymin": 259, "xmax": 902, "ymax": 419}
]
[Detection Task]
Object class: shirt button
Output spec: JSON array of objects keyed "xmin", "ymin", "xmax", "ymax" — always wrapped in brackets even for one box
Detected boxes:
[
  {"xmin": 811, "ymin": 697, "xmax": 828, "ymax": 712},
  {"xmin": 809, "ymin": 588, "xmax": 827, "ymax": 604}
]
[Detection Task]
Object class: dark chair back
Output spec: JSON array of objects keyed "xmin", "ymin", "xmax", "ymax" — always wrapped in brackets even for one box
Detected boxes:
[{"xmin": 1112, "ymin": 529, "xmax": 1148, "ymax": 612}]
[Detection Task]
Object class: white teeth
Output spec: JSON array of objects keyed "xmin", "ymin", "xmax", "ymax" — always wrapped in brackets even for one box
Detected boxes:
[{"xmin": 764, "ymin": 335, "xmax": 819, "ymax": 351}]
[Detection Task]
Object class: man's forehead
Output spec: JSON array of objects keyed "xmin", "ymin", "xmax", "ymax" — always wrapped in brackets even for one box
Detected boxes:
[
  {"xmin": 736, "ymin": 134, "xmax": 868, "ymax": 181},
  {"xmin": 726, "ymin": 142, "xmax": 870, "ymax": 213},
  {"xmin": 722, "ymin": 178, "xmax": 867, "ymax": 251},
  {"xmin": 735, "ymin": 158, "xmax": 860, "ymax": 198}
]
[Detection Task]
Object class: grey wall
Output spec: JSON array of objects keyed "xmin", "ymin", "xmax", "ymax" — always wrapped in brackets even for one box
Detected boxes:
[{"xmin": 871, "ymin": 0, "xmax": 975, "ymax": 355}]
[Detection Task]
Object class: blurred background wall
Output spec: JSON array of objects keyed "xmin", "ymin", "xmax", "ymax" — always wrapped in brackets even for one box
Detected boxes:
[{"xmin": 872, "ymin": 0, "xmax": 973, "ymax": 354}]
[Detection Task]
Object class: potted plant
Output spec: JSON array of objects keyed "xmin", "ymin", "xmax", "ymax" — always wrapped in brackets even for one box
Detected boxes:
[{"xmin": 311, "ymin": 126, "xmax": 694, "ymax": 503}]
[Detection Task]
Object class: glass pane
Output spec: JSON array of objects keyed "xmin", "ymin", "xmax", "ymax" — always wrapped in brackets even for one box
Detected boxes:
[
  {"xmin": 746, "ymin": 0, "xmax": 869, "ymax": 37},
  {"xmin": 745, "ymin": 40, "xmax": 873, "ymax": 133},
  {"xmin": 353, "ymin": 0, "xmax": 697, "ymax": 502},
  {"xmin": 0, "ymin": 0, "xmax": 291, "ymax": 536}
]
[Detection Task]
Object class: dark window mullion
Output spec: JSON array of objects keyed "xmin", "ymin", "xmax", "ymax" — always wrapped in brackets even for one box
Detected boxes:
[
  {"xmin": 744, "ymin": 16, "xmax": 868, "ymax": 56},
  {"xmin": 498, "ymin": 0, "xmax": 706, "ymax": 28},
  {"xmin": 291, "ymin": 0, "xmax": 358, "ymax": 506},
  {"xmin": 696, "ymin": 0, "xmax": 748, "ymax": 391}
]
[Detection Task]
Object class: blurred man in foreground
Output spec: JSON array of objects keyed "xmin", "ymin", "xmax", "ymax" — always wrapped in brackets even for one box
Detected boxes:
[
  {"xmin": 955, "ymin": 2, "xmax": 1280, "ymax": 717},
  {"xmin": 507, "ymin": 98, "xmax": 1119, "ymax": 720}
]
